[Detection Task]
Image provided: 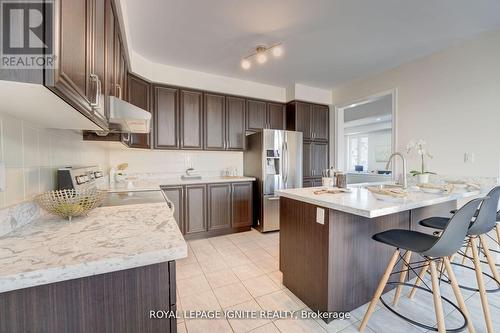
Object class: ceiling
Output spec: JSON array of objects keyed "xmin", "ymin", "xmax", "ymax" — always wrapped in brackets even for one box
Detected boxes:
[{"xmin": 122, "ymin": 0, "xmax": 500, "ymax": 89}]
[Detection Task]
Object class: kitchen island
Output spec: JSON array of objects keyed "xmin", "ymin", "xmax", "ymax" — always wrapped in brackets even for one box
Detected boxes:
[
  {"xmin": 0, "ymin": 199, "xmax": 186, "ymax": 332},
  {"xmin": 275, "ymin": 185, "xmax": 481, "ymax": 321}
]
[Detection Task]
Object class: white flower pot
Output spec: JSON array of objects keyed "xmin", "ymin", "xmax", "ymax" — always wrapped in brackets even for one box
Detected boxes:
[{"xmin": 417, "ymin": 173, "xmax": 430, "ymax": 184}]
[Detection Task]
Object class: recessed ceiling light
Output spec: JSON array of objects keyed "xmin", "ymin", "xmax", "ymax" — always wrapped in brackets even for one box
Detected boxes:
[{"xmin": 376, "ymin": 118, "xmax": 382, "ymax": 121}]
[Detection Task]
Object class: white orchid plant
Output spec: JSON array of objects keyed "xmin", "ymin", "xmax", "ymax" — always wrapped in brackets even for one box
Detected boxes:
[{"xmin": 406, "ymin": 139, "xmax": 436, "ymax": 177}]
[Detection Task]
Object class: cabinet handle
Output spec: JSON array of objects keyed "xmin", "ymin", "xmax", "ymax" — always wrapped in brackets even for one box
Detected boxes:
[
  {"xmin": 116, "ymin": 84, "xmax": 122, "ymax": 99},
  {"xmin": 89, "ymin": 74, "xmax": 101, "ymax": 108}
]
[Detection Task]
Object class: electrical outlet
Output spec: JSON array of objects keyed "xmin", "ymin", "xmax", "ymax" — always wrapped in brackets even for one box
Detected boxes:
[
  {"xmin": 316, "ymin": 207, "xmax": 325, "ymax": 224},
  {"xmin": 464, "ymin": 152, "xmax": 475, "ymax": 163},
  {"xmin": 0, "ymin": 161, "xmax": 5, "ymax": 192}
]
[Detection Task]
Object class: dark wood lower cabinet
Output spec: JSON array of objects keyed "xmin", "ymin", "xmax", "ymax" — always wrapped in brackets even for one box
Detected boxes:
[
  {"xmin": 208, "ymin": 184, "xmax": 232, "ymax": 230},
  {"xmin": 0, "ymin": 262, "xmax": 176, "ymax": 333},
  {"xmin": 184, "ymin": 185, "xmax": 207, "ymax": 235},
  {"xmin": 162, "ymin": 181, "xmax": 253, "ymax": 239}
]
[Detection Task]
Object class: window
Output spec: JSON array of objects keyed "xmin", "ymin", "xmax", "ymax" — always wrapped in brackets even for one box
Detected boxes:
[{"xmin": 346, "ymin": 134, "xmax": 369, "ymax": 171}]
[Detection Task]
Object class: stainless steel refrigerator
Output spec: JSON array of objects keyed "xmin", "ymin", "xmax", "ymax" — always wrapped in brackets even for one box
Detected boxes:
[{"xmin": 244, "ymin": 129, "xmax": 303, "ymax": 232}]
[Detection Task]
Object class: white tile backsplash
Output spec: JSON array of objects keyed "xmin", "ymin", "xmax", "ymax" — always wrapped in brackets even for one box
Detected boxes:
[
  {"xmin": 107, "ymin": 143, "xmax": 244, "ymax": 177},
  {"xmin": 0, "ymin": 113, "xmax": 109, "ymax": 209}
]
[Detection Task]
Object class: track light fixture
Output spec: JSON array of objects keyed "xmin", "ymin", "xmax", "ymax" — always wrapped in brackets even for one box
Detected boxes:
[{"xmin": 241, "ymin": 43, "xmax": 283, "ymax": 70}]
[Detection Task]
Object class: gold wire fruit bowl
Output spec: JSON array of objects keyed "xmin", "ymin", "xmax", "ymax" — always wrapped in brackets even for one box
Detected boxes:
[{"xmin": 35, "ymin": 188, "xmax": 106, "ymax": 221}]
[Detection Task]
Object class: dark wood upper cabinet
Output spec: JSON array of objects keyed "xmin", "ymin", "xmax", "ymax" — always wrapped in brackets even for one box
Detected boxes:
[
  {"xmin": 184, "ymin": 185, "xmax": 207, "ymax": 235},
  {"xmin": 295, "ymin": 102, "xmax": 312, "ymax": 140},
  {"xmin": 231, "ymin": 182, "xmax": 253, "ymax": 228},
  {"xmin": 104, "ymin": 0, "xmax": 115, "ymax": 105},
  {"xmin": 126, "ymin": 74, "xmax": 151, "ymax": 149},
  {"xmin": 208, "ymin": 184, "xmax": 232, "ymax": 230},
  {"xmin": 226, "ymin": 97, "xmax": 246, "ymax": 150},
  {"xmin": 246, "ymin": 100, "xmax": 267, "ymax": 132},
  {"xmin": 312, "ymin": 105, "xmax": 329, "ymax": 141},
  {"xmin": 154, "ymin": 86, "xmax": 179, "ymax": 149},
  {"xmin": 204, "ymin": 94, "xmax": 226, "ymax": 150},
  {"xmin": 180, "ymin": 90, "xmax": 203, "ymax": 149},
  {"xmin": 267, "ymin": 103, "xmax": 285, "ymax": 130}
]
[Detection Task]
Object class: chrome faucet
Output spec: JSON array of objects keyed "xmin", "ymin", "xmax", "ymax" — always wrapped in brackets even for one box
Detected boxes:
[{"xmin": 386, "ymin": 152, "xmax": 408, "ymax": 189}]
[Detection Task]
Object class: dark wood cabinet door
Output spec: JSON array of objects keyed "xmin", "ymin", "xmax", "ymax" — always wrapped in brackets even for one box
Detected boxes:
[
  {"xmin": 204, "ymin": 94, "xmax": 226, "ymax": 150},
  {"xmin": 92, "ymin": 0, "xmax": 106, "ymax": 119},
  {"xmin": 226, "ymin": 97, "xmax": 246, "ymax": 150},
  {"xmin": 303, "ymin": 142, "xmax": 312, "ymax": 178},
  {"xmin": 104, "ymin": 0, "xmax": 115, "ymax": 103},
  {"xmin": 208, "ymin": 184, "xmax": 231, "ymax": 230},
  {"xmin": 154, "ymin": 86, "xmax": 179, "ymax": 149},
  {"xmin": 180, "ymin": 90, "xmax": 203, "ymax": 149},
  {"xmin": 185, "ymin": 185, "xmax": 207, "ymax": 234},
  {"xmin": 312, "ymin": 105, "xmax": 329, "ymax": 141},
  {"xmin": 113, "ymin": 21, "xmax": 123, "ymax": 98},
  {"xmin": 231, "ymin": 182, "xmax": 253, "ymax": 228},
  {"xmin": 246, "ymin": 100, "xmax": 267, "ymax": 131},
  {"xmin": 267, "ymin": 103, "xmax": 285, "ymax": 130},
  {"xmin": 311, "ymin": 142, "xmax": 328, "ymax": 178},
  {"xmin": 127, "ymin": 74, "xmax": 151, "ymax": 148},
  {"xmin": 163, "ymin": 186, "xmax": 184, "ymax": 233},
  {"xmin": 51, "ymin": 0, "xmax": 92, "ymax": 112},
  {"xmin": 295, "ymin": 102, "xmax": 312, "ymax": 140}
]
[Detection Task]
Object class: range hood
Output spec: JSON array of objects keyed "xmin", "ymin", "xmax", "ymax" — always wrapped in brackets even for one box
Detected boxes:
[{"xmin": 107, "ymin": 96, "xmax": 151, "ymax": 133}]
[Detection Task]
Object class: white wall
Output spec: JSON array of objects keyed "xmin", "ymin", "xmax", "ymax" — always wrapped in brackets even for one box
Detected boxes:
[
  {"xmin": 333, "ymin": 29, "xmax": 500, "ymax": 178},
  {"xmin": 0, "ymin": 113, "xmax": 109, "ymax": 208},
  {"xmin": 107, "ymin": 143, "xmax": 243, "ymax": 177}
]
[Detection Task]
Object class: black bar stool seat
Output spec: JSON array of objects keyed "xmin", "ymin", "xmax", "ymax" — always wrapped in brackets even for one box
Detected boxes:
[
  {"xmin": 373, "ymin": 229, "xmax": 438, "ymax": 253},
  {"xmin": 420, "ymin": 216, "xmax": 470, "ymax": 230}
]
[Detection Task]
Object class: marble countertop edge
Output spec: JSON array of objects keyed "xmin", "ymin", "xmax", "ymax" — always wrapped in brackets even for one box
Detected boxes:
[{"xmin": 0, "ymin": 245, "xmax": 188, "ymax": 293}]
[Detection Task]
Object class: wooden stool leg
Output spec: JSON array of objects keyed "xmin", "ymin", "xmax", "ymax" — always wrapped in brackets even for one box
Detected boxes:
[
  {"xmin": 359, "ymin": 250, "xmax": 400, "ymax": 332},
  {"xmin": 429, "ymin": 260, "xmax": 446, "ymax": 333},
  {"xmin": 479, "ymin": 234, "xmax": 500, "ymax": 283},
  {"xmin": 470, "ymin": 237, "xmax": 494, "ymax": 333},
  {"xmin": 443, "ymin": 257, "xmax": 476, "ymax": 333},
  {"xmin": 393, "ymin": 250, "xmax": 412, "ymax": 305},
  {"xmin": 408, "ymin": 261, "xmax": 429, "ymax": 299},
  {"xmin": 462, "ymin": 239, "xmax": 472, "ymax": 265}
]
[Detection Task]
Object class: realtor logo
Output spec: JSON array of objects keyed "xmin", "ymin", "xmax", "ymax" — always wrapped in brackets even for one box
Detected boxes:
[{"xmin": 1, "ymin": 0, "xmax": 55, "ymax": 68}]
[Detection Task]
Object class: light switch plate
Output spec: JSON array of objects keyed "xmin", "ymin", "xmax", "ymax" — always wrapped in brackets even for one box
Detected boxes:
[
  {"xmin": 0, "ymin": 161, "xmax": 4, "ymax": 192},
  {"xmin": 316, "ymin": 207, "xmax": 325, "ymax": 224}
]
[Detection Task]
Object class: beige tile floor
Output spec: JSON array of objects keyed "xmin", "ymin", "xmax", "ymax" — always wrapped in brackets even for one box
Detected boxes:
[{"xmin": 176, "ymin": 228, "xmax": 500, "ymax": 333}]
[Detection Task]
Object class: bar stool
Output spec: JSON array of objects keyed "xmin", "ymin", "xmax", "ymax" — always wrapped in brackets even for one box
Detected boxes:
[
  {"xmin": 359, "ymin": 197, "xmax": 488, "ymax": 333},
  {"xmin": 413, "ymin": 186, "xmax": 500, "ymax": 333}
]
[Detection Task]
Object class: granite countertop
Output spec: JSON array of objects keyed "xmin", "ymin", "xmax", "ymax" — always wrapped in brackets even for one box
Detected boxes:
[
  {"xmin": 0, "ymin": 202, "xmax": 187, "ymax": 293},
  {"xmin": 276, "ymin": 186, "xmax": 482, "ymax": 218},
  {"xmin": 100, "ymin": 176, "xmax": 256, "ymax": 193}
]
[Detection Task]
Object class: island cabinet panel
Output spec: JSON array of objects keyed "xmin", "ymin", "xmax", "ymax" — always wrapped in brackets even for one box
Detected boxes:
[
  {"xmin": 184, "ymin": 184, "xmax": 207, "ymax": 235},
  {"xmin": 231, "ymin": 182, "xmax": 253, "ymax": 227},
  {"xmin": 0, "ymin": 262, "xmax": 176, "ymax": 333},
  {"xmin": 154, "ymin": 86, "xmax": 180, "ymax": 149},
  {"xmin": 126, "ymin": 74, "xmax": 152, "ymax": 149},
  {"xmin": 180, "ymin": 90, "xmax": 204, "ymax": 149},
  {"xmin": 204, "ymin": 93, "xmax": 226, "ymax": 150},
  {"xmin": 226, "ymin": 97, "xmax": 246, "ymax": 150},
  {"xmin": 246, "ymin": 99, "xmax": 267, "ymax": 132},
  {"xmin": 163, "ymin": 186, "xmax": 184, "ymax": 233},
  {"xmin": 279, "ymin": 197, "xmax": 410, "ymax": 319},
  {"xmin": 208, "ymin": 184, "xmax": 232, "ymax": 230},
  {"xmin": 267, "ymin": 102, "xmax": 285, "ymax": 130}
]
